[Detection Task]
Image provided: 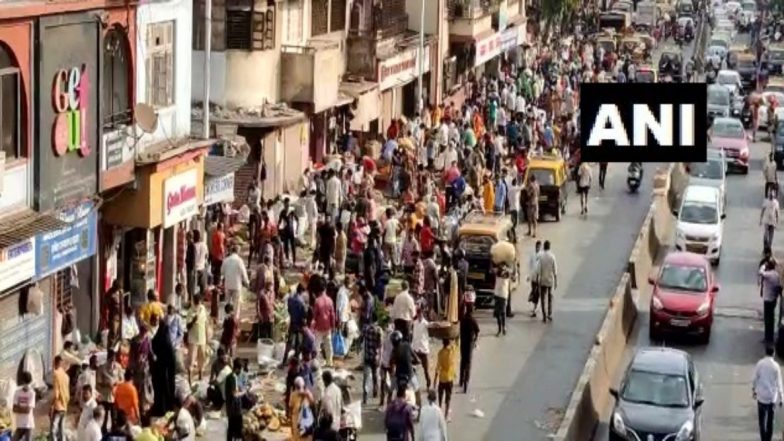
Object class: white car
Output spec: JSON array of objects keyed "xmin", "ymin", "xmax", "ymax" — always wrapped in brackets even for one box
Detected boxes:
[
  {"xmin": 725, "ymin": 1, "xmax": 741, "ymax": 15},
  {"xmin": 674, "ymin": 185, "xmax": 725, "ymax": 265},
  {"xmin": 716, "ymin": 20, "xmax": 736, "ymax": 38},
  {"xmin": 716, "ymin": 70, "xmax": 742, "ymax": 96},
  {"xmin": 687, "ymin": 150, "xmax": 727, "ymax": 214}
]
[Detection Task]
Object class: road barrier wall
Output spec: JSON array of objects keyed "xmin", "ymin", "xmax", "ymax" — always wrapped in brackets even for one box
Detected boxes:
[{"xmin": 552, "ymin": 163, "xmax": 686, "ymax": 441}]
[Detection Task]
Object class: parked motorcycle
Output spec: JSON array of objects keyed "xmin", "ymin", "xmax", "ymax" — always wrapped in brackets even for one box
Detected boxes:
[{"xmin": 627, "ymin": 163, "xmax": 643, "ymax": 193}]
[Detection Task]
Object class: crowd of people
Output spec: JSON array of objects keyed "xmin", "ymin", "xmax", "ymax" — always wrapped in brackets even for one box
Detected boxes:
[{"xmin": 1, "ymin": 12, "xmax": 649, "ymax": 441}]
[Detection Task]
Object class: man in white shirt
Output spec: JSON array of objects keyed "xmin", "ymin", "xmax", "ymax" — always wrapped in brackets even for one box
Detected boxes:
[
  {"xmin": 12, "ymin": 371, "xmax": 35, "ymax": 441},
  {"xmin": 536, "ymin": 240, "xmax": 558, "ymax": 322},
  {"xmin": 77, "ymin": 385, "xmax": 97, "ymax": 441},
  {"xmin": 762, "ymin": 189, "xmax": 780, "ymax": 251},
  {"xmin": 321, "ymin": 371, "xmax": 344, "ymax": 431},
  {"xmin": 383, "ymin": 209, "xmax": 401, "ymax": 268},
  {"xmin": 174, "ymin": 397, "xmax": 196, "ymax": 441},
  {"xmin": 577, "ymin": 162, "xmax": 593, "ymax": 215},
  {"xmin": 515, "ymin": 93, "xmax": 526, "ymax": 117},
  {"xmin": 411, "ymin": 311, "xmax": 431, "ymax": 389},
  {"xmin": 221, "ymin": 245, "xmax": 249, "ymax": 319},
  {"xmin": 391, "ymin": 282, "xmax": 417, "ymax": 340},
  {"xmin": 326, "ymin": 169, "xmax": 342, "ymax": 221},
  {"xmin": 494, "ymin": 266, "xmax": 511, "ymax": 336},
  {"xmin": 753, "ymin": 346, "xmax": 784, "ymax": 441},
  {"xmin": 418, "ymin": 389, "xmax": 448, "ymax": 441},
  {"xmin": 81, "ymin": 405, "xmax": 104, "ymax": 441}
]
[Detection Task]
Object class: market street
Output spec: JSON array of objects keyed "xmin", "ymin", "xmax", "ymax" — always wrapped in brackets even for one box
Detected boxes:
[
  {"xmin": 594, "ymin": 99, "xmax": 773, "ymax": 441},
  {"xmin": 357, "ymin": 161, "xmax": 654, "ymax": 440}
]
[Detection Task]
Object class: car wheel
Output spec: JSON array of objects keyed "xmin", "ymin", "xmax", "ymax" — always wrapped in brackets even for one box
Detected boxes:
[
  {"xmin": 700, "ymin": 328, "xmax": 712, "ymax": 344},
  {"xmin": 742, "ymin": 166, "xmax": 749, "ymax": 175},
  {"xmin": 556, "ymin": 206, "xmax": 562, "ymax": 221}
]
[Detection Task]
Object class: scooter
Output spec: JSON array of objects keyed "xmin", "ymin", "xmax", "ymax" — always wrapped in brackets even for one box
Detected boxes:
[{"xmin": 627, "ymin": 163, "xmax": 643, "ymax": 193}]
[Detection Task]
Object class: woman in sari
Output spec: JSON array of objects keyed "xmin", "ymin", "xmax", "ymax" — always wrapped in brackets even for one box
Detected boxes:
[
  {"xmin": 129, "ymin": 322, "xmax": 155, "ymax": 414},
  {"xmin": 150, "ymin": 318, "xmax": 177, "ymax": 416},
  {"xmin": 288, "ymin": 376, "xmax": 315, "ymax": 441}
]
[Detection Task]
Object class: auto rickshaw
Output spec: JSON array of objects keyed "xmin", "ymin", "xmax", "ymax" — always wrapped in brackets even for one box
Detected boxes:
[
  {"xmin": 596, "ymin": 34, "xmax": 618, "ymax": 54},
  {"xmin": 456, "ymin": 212, "xmax": 518, "ymax": 306},
  {"xmin": 521, "ymin": 154, "xmax": 569, "ymax": 222},
  {"xmin": 620, "ymin": 35, "xmax": 644, "ymax": 56},
  {"xmin": 637, "ymin": 65, "xmax": 658, "ymax": 82}
]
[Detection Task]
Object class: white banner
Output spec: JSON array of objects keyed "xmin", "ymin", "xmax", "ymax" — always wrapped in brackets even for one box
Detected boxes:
[
  {"xmin": 163, "ymin": 168, "xmax": 199, "ymax": 228},
  {"xmin": 204, "ymin": 174, "xmax": 235, "ymax": 206},
  {"xmin": 474, "ymin": 26, "xmax": 520, "ymax": 67},
  {"xmin": 378, "ymin": 45, "xmax": 431, "ymax": 91},
  {"xmin": 0, "ymin": 238, "xmax": 36, "ymax": 292}
]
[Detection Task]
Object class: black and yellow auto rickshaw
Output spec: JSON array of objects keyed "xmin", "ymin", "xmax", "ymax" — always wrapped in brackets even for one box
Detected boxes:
[
  {"xmin": 521, "ymin": 155, "xmax": 569, "ymax": 222},
  {"xmin": 457, "ymin": 212, "xmax": 518, "ymax": 306}
]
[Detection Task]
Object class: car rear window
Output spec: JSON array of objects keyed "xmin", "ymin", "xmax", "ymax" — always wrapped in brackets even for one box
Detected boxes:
[
  {"xmin": 658, "ymin": 264, "xmax": 708, "ymax": 292},
  {"xmin": 688, "ymin": 161, "xmax": 723, "ymax": 179},
  {"xmin": 459, "ymin": 235, "xmax": 494, "ymax": 255},
  {"xmin": 622, "ymin": 370, "xmax": 690, "ymax": 408},
  {"xmin": 529, "ymin": 169, "xmax": 556, "ymax": 186}
]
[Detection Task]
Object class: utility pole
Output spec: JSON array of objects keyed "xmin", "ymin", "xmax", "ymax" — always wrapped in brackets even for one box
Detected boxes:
[
  {"xmin": 202, "ymin": 0, "xmax": 212, "ymax": 139},
  {"xmin": 416, "ymin": 0, "xmax": 425, "ymax": 113}
]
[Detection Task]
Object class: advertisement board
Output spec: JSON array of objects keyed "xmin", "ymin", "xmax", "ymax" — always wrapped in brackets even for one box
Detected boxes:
[
  {"xmin": 36, "ymin": 14, "xmax": 100, "ymax": 210},
  {"xmin": 204, "ymin": 174, "xmax": 235, "ymax": 206},
  {"xmin": 0, "ymin": 239, "xmax": 36, "ymax": 293},
  {"xmin": 163, "ymin": 169, "xmax": 199, "ymax": 228},
  {"xmin": 36, "ymin": 202, "xmax": 98, "ymax": 278}
]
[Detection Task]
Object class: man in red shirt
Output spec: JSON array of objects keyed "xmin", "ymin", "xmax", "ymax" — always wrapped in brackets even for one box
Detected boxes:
[
  {"xmin": 419, "ymin": 219, "xmax": 435, "ymax": 255},
  {"xmin": 312, "ymin": 284, "xmax": 336, "ymax": 366},
  {"xmin": 210, "ymin": 222, "xmax": 226, "ymax": 284}
]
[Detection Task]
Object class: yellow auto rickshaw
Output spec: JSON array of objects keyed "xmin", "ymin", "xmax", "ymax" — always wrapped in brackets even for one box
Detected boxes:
[
  {"xmin": 456, "ymin": 212, "xmax": 518, "ymax": 306},
  {"xmin": 727, "ymin": 44, "xmax": 750, "ymax": 68},
  {"xmin": 620, "ymin": 35, "xmax": 644, "ymax": 56},
  {"xmin": 521, "ymin": 154, "xmax": 569, "ymax": 222}
]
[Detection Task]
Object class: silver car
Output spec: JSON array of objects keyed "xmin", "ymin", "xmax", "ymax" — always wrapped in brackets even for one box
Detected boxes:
[{"xmin": 687, "ymin": 149, "xmax": 727, "ymax": 213}]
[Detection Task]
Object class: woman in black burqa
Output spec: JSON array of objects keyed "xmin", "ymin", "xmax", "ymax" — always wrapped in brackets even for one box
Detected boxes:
[{"xmin": 150, "ymin": 319, "xmax": 177, "ymax": 416}]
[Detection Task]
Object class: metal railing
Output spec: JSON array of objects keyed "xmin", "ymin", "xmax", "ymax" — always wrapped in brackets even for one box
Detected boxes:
[{"xmin": 447, "ymin": 0, "xmax": 502, "ymax": 20}]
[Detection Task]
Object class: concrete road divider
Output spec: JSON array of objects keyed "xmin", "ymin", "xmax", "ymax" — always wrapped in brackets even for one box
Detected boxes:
[{"xmin": 552, "ymin": 164, "xmax": 684, "ymax": 441}]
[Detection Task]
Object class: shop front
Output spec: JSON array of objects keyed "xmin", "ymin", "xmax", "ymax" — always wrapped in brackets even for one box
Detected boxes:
[
  {"xmin": 0, "ymin": 238, "xmax": 47, "ymax": 381},
  {"xmin": 378, "ymin": 43, "xmax": 433, "ymax": 131},
  {"xmin": 101, "ymin": 152, "xmax": 206, "ymax": 304}
]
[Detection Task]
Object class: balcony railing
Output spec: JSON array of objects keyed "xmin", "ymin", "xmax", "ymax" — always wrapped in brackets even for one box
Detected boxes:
[
  {"xmin": 448, "ymin": 0, "xmax": 502, "ymax": 20},
  {"xmin": 350, "ymin": 12, "xmax": 408, "ymax": 40}
]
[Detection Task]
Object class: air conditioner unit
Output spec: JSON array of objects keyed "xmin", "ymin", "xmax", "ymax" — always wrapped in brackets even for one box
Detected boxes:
[{"xmin": 0, "ymin": 151, "xmax": 5, "ymax": 195}]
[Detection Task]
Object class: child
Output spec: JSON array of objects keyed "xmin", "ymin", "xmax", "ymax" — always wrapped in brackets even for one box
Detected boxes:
[
  {"xmin": 220, "ymin": 303, "xmax": 239, "ymax": 358},
  {"xmin": 433, "ymin": 339, "xmax": 457, "ymax": 421}
]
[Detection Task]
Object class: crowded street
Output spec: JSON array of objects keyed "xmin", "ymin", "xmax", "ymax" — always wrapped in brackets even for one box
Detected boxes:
[{"xmin": 2, "ymin": 0, "xmax": 766, "ymax": 439}]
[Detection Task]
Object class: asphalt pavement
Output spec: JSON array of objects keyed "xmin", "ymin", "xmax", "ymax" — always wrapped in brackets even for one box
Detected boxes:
[{"xmin": 595, "ymin": 45, "xmax": 774, "ymax": 441}]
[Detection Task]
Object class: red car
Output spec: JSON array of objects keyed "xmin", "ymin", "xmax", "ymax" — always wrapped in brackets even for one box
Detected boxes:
[
  {"xmin": 708, "ymin": 116, "xmax": 749, "ymax": 174},
  {"xmin": 649, "ymin": 251, "xmax": 720, "ymax": 344}
]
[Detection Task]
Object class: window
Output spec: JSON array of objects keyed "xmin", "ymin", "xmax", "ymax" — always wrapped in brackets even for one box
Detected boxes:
[
  {"xmin": 226, "ymin": 0, "xmax": 276, "ymax": 50},
  {"xmin": 226, "ymin": 0, "xmax": 253, "ymax": 49},
  {"xmin": 0, "ymin": 44, "xmax": 20, "ymax": 160},
  {"xmin": 145, "ymin": 21, "xmax": 175, "ymax": 108},
  {"xmin": 102, "ymin": 27, "xmax": 132, "ymax": 129}
]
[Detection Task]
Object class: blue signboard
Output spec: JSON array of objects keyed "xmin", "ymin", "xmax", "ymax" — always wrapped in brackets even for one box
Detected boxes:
[{"xmin": 35, "ymin": 202, "xmax": 98, "ymax": 278}]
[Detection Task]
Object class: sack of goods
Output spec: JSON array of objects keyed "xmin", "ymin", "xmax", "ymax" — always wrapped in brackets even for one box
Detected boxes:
[{"xmin": 490, "ymin": 240, "xmax": 516, "ymax": 265}]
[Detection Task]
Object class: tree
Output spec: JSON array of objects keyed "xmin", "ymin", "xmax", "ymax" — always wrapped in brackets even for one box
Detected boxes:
[{"xmin": 540, "ymin": 0, "xmax": 581, "ymax": 40}]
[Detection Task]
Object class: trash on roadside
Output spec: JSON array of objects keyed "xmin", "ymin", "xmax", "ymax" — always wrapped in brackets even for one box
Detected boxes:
[{"xmin": 471, "ymin": 409, "xmax": 485, "ymax": 418}]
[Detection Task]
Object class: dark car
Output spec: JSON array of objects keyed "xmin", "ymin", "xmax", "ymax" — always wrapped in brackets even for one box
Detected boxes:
[
  {"xmin": 609, "ymin": 348, "xmax": 704, "ymax": 441},
  {"xmin": 658, "ymin": 51, "xmax": 683, "ymax": 82}
]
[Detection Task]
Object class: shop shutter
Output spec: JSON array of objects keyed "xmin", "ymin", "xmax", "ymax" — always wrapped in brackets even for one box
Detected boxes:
[{"xmin": 0, "ymin": 288, "xmax": 53, "ymax": 381}]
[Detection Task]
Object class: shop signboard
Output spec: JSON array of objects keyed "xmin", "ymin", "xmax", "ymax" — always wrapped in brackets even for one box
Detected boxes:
[
  {"xmin": 0, "ymin": 238, "xmax": 36, "ymax": 293},
  {"xmin": 163, "ymin": 169, "xmax": 199, "ymax": 228},
  {"xmin": 35, "ymin": 202, "xmax": 98, "ymax": 278},
  {"xmin": 378, "ymin": 45, "xmax": 431, "ymax": 91},
  {"xmin": 474, "ymin": 26, "xmax": 520, "ymax": 67},
  {"xmin": 36, "ymin": 14, "xmax": 100, "ymax": 211},
  {"xmin": 204, "ymin": 173, "xmax": 235, "ymax": 206}
]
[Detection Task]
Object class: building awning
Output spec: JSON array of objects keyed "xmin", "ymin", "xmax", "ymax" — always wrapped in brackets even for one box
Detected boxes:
[
  {"xmin": 0, "ymin": 209, "xmax": 69, "ymax": 249},
  {"xmin": 340, "ymin": 79, "xmax": 379, "ymax": 98},
  {"xmin": 136, "ymin": 138, "xmax": 214, "ymax": 165},
  {"xmin": 194, "ymin": 103, "xmax": 307, "ymax": 129},
  {"xmin": 450, "ymin": 28, "xmax": 496, "ymax": 44},
  {"xmin": 204, "ymin": 155, "xmax": 247, "ymax": 177}
]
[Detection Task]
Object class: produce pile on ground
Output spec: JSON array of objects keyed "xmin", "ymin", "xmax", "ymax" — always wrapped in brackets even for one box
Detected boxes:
[{"xmin": 242, "ymin": 403, "xmax": 289, "ymax": 440}]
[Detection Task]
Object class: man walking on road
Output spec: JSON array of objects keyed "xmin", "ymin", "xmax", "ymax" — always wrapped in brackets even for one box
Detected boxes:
[
  {"xmin": 525, "ymin": 174, "xmax": 540, "ymax": 237},
  {"xmin": 760, "ymin": 260, "xmax": 781, "ymax": 345},
  {"xmin": 764, "ymin": 153, "xmax": 778, "ymax": 199},
  {"xmin": 528, "ymin": 241, "xmax": 542, "ymax": 318},
  {"xmin": 598, "ymin": 162, "xmax": 608, "ymax": 189},
  {"xmin": 752, "ymin": 345, "xmax": 784, "ymax": 441},
  {"xmin": 761, "ymin": 189, "xmax": 780, "ymax": 252},
  {"xmin": 536, "ymin": 241, "xmax": 558, "ymax": 323},
  {"xmin": 577, "ymin": 162, "xmax": 592, "ymax": 215}
]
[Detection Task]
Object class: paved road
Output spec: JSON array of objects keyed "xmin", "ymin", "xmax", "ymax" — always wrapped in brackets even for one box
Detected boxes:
[
  {"xmin": 595, "ymin": 128, "xmax": 771, "ymax": 441},
  {"xmin": 594, "ymin": 61, "xmax": 775, "ymax": 441}
]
